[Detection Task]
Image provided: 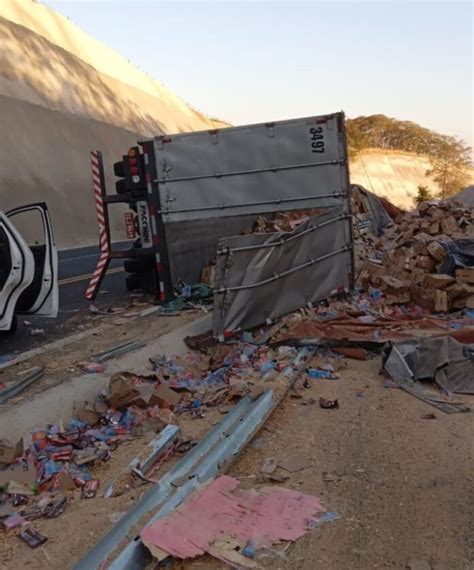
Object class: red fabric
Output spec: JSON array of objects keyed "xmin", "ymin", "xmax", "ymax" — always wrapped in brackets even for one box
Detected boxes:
[{"xmin": 332, "ymin": 347, "xmax": 368, "ymax": 360}]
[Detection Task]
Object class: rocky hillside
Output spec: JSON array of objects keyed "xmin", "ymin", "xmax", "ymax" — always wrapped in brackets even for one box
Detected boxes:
[{"xmin": 0, "ymin": 0, "xmax": 222, "ymax": 248}]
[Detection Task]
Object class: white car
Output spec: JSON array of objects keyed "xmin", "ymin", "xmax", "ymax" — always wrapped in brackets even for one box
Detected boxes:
[{"xmin": 0, "ymin": 203, "xmax": 58, "ymax": 333}]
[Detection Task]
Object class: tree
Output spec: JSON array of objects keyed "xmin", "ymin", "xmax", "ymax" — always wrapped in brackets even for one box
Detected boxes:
[
  {"xmin": 416, "ymin": 185, "xmax": 432, "ymax": 204},
  {"xmin": 346, "ymin": 115, "xmax": 473, "ymax": 198},
  {"xmin": 425, "ymin": 136, "xmax": 472, "ymax": 199}
]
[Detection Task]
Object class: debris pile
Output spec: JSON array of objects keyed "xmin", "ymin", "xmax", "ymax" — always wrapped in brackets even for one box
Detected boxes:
[
  {"xmin": 163, "ymin": 283, "xmax": 213, "ymax": 313},
  {"xmin": 0, "ymin": 371, "xmax": 184, "ymax": 539},
  {"xmin": 0, "ymin": 339, "xmax": 300, "ymax": 543},
  {"xmin": 0, "ymin": 404, "xmax": 145, "ymax": 538},
  {"xmin": 2, "ymin": 187, "xmax": 474, "ymax": 564},
  {"xmin": 149, "ymin": 340, "xmax": 298, "ymax": 414},
  {"xmin": 354, "ymin": 199, "xmax": 474, "ymax": 312},
  {"xmin": 272, "ymin": 286, "xmax": 474, "ymax": 349}
]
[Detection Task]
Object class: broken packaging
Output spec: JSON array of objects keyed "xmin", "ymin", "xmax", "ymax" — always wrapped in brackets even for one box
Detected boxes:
[
  {"xmin": 319, "ymin": 397, "xmax": 339, "ymax": 409},
  {"xmin": 19, "ymin": 527, "xmax": 48, "ymax": 548}
]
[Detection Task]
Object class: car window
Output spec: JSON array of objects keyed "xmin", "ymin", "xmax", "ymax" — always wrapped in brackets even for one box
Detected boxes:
[{"xmin": 7, "ymin": 209, "xmax": 46, "ymax": 247}]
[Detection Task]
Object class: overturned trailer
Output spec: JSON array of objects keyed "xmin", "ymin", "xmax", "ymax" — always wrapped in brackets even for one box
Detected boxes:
[{"xmin": 87, "ymin": 112, "xmax": 354, "ymax": 335}]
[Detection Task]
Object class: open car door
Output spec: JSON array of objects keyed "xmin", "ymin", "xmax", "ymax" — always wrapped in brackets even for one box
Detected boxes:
[
  {"xmin": 0, "ymin": 211, "xmax": 35, "ymax": 332},
  {"xmin": 6, "ymin": 203, "xmax": 58, "ymax": 318}
]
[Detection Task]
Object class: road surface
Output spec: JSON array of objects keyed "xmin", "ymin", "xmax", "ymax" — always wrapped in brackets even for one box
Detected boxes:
[{"xmin": 1, "ymin": 243, "xmax": 130, "ymax": 355}]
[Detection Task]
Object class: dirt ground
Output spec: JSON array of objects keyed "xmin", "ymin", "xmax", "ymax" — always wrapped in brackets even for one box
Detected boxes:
[
  {"xmin": 206, "ymin": 358, "xmax": 474, "ymax": 570},
  {"xmin": 1, "ymin": 335, "xmax": 473, "ymax": 569},
  {"xmin": 162, "ymin": 358, "xmax": 474, "ymax": 570}
]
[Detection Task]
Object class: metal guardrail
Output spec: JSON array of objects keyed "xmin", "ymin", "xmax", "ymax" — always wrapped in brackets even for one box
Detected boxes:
[
  {"xmin": 91, "ymin": 339, "xmax": 146, "ymax": 363},
  {"xmin": 74, "ymin": 392, "xmax": 272, "ymax": 569},
  {"xmin": 0, "ymin": 367, "xmax": 45, "ymax": 405},
  {"xmin": 75, "ymin": 346, "xmax": 314, "ymax": 569}
]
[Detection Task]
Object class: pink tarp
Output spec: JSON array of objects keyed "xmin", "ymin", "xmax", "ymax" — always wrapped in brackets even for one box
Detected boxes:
[{"xmin": 141, "ymin": 475, "xmax": 325, "ymax": 565}]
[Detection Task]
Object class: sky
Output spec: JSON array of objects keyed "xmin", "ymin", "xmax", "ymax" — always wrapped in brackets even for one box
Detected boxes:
[{"xmin": 45, "ymin": 0, "xmax": 473, "ymax": 148}]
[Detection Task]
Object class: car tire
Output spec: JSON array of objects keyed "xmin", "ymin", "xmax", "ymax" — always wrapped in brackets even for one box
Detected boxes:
[
  {"xmin": 0, "ymin": 315, "xmax": 18, "ymax": 335},
  {"xmin": 125, "ymin": 274, "xmax": 142, "ymax": 292},
  {"xmin": 123, "ymin": 258, "xmax": 151, "ymax": 274},
  {"xmin": 10, "ymin": 315, "xmax": 18, "ymax": 333}
]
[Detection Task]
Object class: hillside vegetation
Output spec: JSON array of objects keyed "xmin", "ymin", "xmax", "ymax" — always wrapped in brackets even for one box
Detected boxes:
[{"xmin": 347, "ymin": 115, "xmax": 472, "ymax": 197}]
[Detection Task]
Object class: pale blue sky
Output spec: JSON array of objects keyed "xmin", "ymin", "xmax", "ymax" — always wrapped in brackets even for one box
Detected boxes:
[{"xmin": 45, "ymin": 1, "xmax": 473, "ymax": 147}]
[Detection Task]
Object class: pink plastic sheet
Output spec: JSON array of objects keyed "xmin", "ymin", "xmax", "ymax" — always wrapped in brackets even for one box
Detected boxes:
[{"xmin": 141, "ymin": 475, "xmax": 325, "ymax": 565}]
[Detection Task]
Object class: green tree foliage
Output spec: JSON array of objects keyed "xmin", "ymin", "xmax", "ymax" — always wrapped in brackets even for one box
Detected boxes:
[
  {"xmin": 415, "ymin": 185, "xmax": 432, "ymax": 204},
  {"xmin": 346, "ymin": 115, "xmax": 472, "ymax": 196},
  {"xmin": 425, "ymin": 137, "xmax": 471, "ymax": 198}
]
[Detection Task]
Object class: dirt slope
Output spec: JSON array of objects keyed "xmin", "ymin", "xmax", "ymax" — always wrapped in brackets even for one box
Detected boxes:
[
  {"xmin": 350, "ymin": 150, "xmax": 439, "ymax": 209},
  {"xmin": 350, "ymin": 149, "xmax": 474, "ymax": 210},
  {"xmin": 0, "ymin": 0, "xmax": 225, "ymax": 248},
  {"xmin": 1, "ymin": 0, "xmax": 218, "ymax": 135}
]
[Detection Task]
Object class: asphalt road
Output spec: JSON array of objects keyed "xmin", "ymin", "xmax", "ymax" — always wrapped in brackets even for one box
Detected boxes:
[
  {"xmin": 1, "ymin": 243, "xmax": 131, "ymax": 355},
  {"xmin": 57, "ymin": 243, "xmax": 127, "ymax": 309}
]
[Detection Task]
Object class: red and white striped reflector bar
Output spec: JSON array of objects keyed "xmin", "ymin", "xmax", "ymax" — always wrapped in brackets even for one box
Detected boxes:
[
  {"xmin": 90, "ymin": 150, "xmax": 109, "ymax": 253},
  {"xmin": 85, "ymin": 150, "xmax": 111, "ymax": 300},
  {"xmin": 85, "ymin": 252, "xmax": 109, "ymax": 299}
]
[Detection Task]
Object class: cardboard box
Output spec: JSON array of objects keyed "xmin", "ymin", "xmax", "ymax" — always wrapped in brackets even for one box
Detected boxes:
[
  {"xmin": 107, "ymin": 374, "xmax": 141, "ymax": 409},
  {"xmin": 410, "ymin": 268, "xmax": 426, "ymax": 285},
  {"xmin": 380, "ymin": 276, "xmax": 409, "ymax": 291},
  {"xmin": 73, "ymin": 401, "xmax": 101, "ymax": 425},
  {"xmin": 0, "ymin": 439, "xmax": 23, "ymax": 465},
  {"xmin": 456, "ymin": 268, "xmax": 474, "ymax": 285},
  {"xmin": 440, "ymin": 216, "xmax": 458, "ymax": 235},
  {"xmin": 0, "ymin": 462, "xmax": 36, "ymax": 485},
  {"xmin": 427, "ymin": 241, "xmax": 447, "ymax": 261},
  {"xmin": 435, "ymin": 290, "xmax": 449, "ymax": 312},
  {"xmin": 149, "ymin": 383, "xmax": 181, "ymax": 409},
  {"xmin": 385, "ymin": 292, "xmax": 411, "ymax": 305},
  {"xmin": 422, "ymin": 274, "xmax": 455, "ymax": 290},
  {"xmin": 413, "ymin": 240, "xmax": 429, "ymax": 255},
  {"xmin": 417, "ymin": 256, "xmax": 436, "ymax": 271},
  {"xmin": 410, "ymin": 287, "xmax": 448, "ymax": 313},
  {"xmin": 465, "ymin": 296, "xmax": 474, "ymax": 309},
  {"xmin": 362, "ymin": 261, "xmax": 387, "ymax": 283}
]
